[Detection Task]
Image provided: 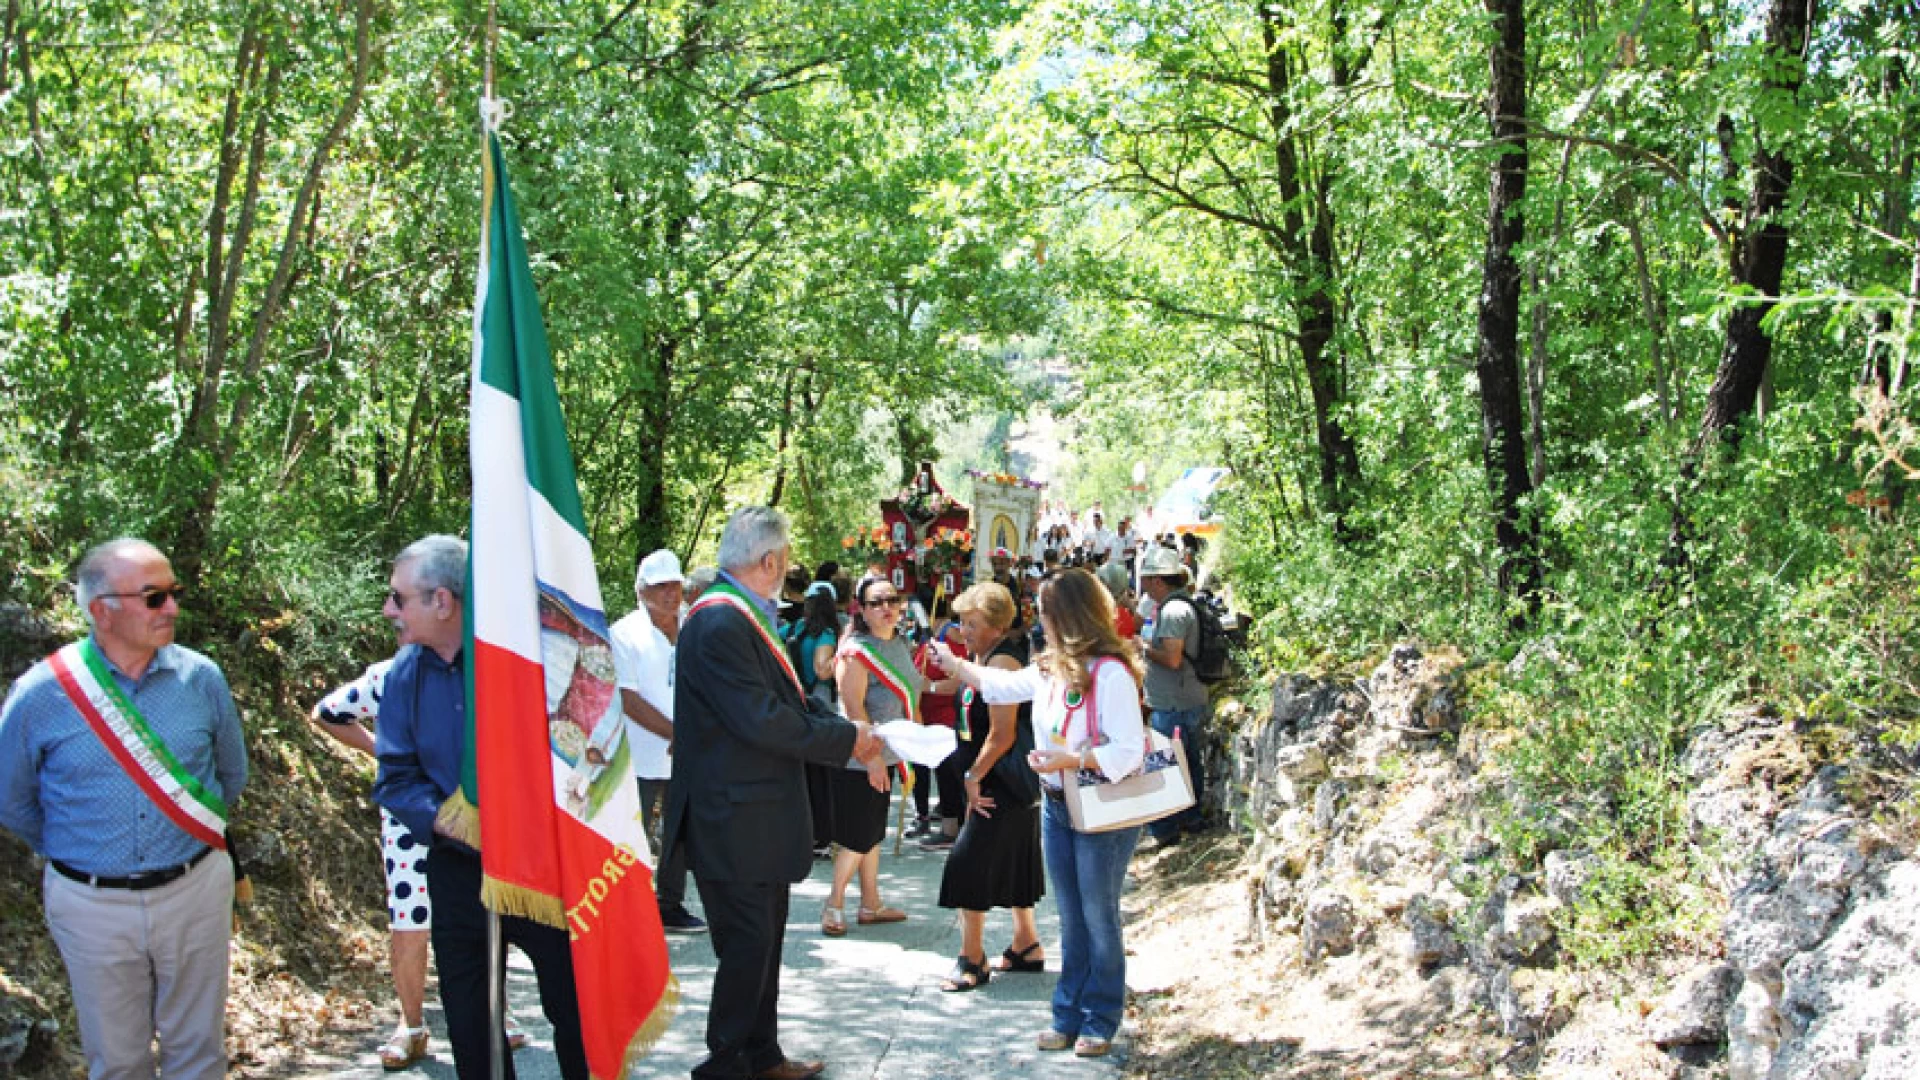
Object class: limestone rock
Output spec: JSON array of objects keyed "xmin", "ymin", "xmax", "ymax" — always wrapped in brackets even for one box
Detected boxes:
[
  {"xmin": 1272, "ymin": 744, "xmax": 1328, "ymax": 806},
  {"xmin": 1481, "ymin": 877, "xmax": 1556, "ymax": 965},
  {"xmin": 1498, "ymin": 895, "xmax": 1557, "ymax": 964},
  {"xmin": 1356, "ymin": 833, "xmax": 1402, "ymax": 876},
  {"xmin": 1725, "ymin": 838, "xmax": 1862, "ymax": 975},
  {"xmin": 1721, "ymin": 764, "xmax": 1920, "ymax": 1080},
  {"xmin": 1237, "ymin": 674, "xmax": 1365, "ymax": 828},
  {"xmin": 1303, "ymin": 890, "xmax": 1356, "ymax": 962},
  {"xmin": 1504, "ymin": 637, "xmax": 1577, "ymax": 680},
  {"xmin": 1365, "ymin": 644, "xmax": 1462, "ymax": 736},
  {"xmin": 1544, "ymin": 849, "xmax": 1598, "ymax": 908},
  {"xmin": 0, "ymin": 995, "xmax": 58, "ymax": 1075},
  {"xmin": 1269, "ymin": 674, "xmax": 1367, "ymax": 735},
  {"xmin": 1683, "ymin": 711, "xmax": 1789, "ymax": 857},
  {"xmin": 1762, "ymin": 858, "xmax": 1920, "ymax": 1080},
  {"xmin": 1645, "ymin": 962, "xmax": 1740, "ymax": 1048},
  {"xmin": 1403, "ymin": 894, "xmax": 1460, "ymax": 967},
  {"xmin": 1312, "ymin": 778, "xmax": 1348, "ymax": 834},
  {"xmin": 1727, "ymin": 968, "xmax": 1786, "ymax": 1080},
  {"xmin": 1490, "ymin": 965, "xmax": 1572, "ymax": 1041}
]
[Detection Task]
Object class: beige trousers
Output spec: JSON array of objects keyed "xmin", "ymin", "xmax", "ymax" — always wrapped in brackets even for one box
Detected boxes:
[{"xmin": 43, "ymin": 849, "xmax": 233, "ymax": 1080}]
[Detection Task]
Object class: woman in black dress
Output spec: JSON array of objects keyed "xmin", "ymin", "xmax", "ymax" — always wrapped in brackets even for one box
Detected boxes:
[{"xmin": 936, "ymin": 582, "xmax": 1046, "ymax": 991}]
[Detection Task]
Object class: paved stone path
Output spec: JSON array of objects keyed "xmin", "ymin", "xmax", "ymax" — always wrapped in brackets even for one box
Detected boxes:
[{"xmin": 297, "ymin": 812, "xmax": 1130, "ymax": 1079}]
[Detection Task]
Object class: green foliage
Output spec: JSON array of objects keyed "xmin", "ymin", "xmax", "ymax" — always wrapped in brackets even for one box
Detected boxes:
[
  {"xmin": 1553, "ymin": 848, "xmax": 1721, "ymax": 967},
  {"xmin": 1, "ymin": 0, "xmax": 1915, "ymax": 978}
]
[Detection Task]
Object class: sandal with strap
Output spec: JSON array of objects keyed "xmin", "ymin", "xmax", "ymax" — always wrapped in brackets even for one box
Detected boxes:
[
  {"xmin": 856, "ymin": 904, "xmax": 906, "ymax": 925},
  {"xmin": 992, "ymin": 941, "xmax": 1045, "ymax": 973},
  {"xmin": 821, "ymin": 903, "xmax": 847, "ymax": 937},
  {"xmin": 939, "ymin": 955, "xmax": 991, "ymax": 993},
  {"xmin": 378, "ymin": 1026, "xmax": 430, "ymax": 1071}
]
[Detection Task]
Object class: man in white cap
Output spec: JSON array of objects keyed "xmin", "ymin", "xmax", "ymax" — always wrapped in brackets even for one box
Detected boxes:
[
  {"xmin": 1138, "ymin": 545, "xmax": 1209, "ymax": 847},
  {"xmin": 612, "ymin": 548, "xmax": 705, "ymax": 933},
  {"xmin": 990, "ymin": 546, "xmax": 1017, "ymax": 591}
]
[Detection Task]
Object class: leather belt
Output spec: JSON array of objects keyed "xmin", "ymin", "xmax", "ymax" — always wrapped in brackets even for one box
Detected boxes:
[
  {"xmin": 1043, "ymin": 785, "xmax": 1067, "ymax": 801},
  {"xmin": 52, "ymin": 847, "xmax": 213, "ymax": 891}
]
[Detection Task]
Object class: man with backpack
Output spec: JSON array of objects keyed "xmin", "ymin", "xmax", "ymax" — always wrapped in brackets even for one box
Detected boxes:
[{"xmin": 1138, "ymin": 545, "xmax": 1214, "ymax": 847}]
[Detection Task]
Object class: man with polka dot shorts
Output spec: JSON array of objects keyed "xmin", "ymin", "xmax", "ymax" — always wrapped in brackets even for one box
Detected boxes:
[{"xmin": 313, "ymin": 660, "xmax": 528, "ymax": 1069}]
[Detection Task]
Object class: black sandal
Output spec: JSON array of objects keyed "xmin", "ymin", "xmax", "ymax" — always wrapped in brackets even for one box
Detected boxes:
[
  {"xmin": 940, "ymin": 956, "xmax": 991, "ymax": 992},
  {"xmin": 994, "ymin": 941, "xmax": 1044, "ymax": 973}
]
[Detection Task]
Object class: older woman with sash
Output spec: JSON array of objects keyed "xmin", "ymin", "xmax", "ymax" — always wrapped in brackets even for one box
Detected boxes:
[
  {"xmin": 929, "ymin": 569, "xmax": 1146, "ymax": 1058},
  {"xmin": 819, "ymin": 576, "xmax": 918, "ymax": 935}
]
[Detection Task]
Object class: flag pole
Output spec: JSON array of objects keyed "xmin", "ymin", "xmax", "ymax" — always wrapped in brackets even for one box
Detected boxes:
[
  {"xmin": 487, "ymin": 910, "xmax": 506, "ymax": 1080},
  {"xmin": 482, "ymin": 5, "xmax": 506, "ymax": 1079}
]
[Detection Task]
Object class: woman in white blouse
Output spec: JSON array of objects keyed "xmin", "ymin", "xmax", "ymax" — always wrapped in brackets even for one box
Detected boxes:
[{"xmin": 929, "ymin": 569, "xmax": 1146, "ymax": 1058}]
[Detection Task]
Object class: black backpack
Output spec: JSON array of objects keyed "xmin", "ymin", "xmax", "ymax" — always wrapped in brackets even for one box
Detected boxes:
[{"xmin": 1175, "ymin": 592, "xmax": 1232, "ymax": 684}]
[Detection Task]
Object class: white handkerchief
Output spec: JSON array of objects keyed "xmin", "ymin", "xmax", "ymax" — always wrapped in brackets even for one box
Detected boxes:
[{"xmin": 874, "ymin": 720, "xmax": 958, "ymax": 768}]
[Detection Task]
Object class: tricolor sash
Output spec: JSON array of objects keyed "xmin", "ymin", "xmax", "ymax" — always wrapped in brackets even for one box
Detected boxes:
[
  {"xmin": 840, "ymin": 637, "xmax": 921, "ymax": 784},
  {"xmin": 688, "ymin": 581, "xmax": 803, "ymax": 695},
  {"xmin": 839, "ymin": 637, "xmax": 920, "ymax": 723},
  {"xmin": 47, "ymin": 640, "xmax": 228, "ymax": 851}
]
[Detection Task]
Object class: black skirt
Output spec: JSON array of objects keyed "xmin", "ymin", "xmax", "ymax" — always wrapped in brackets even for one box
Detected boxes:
[
  {"xmin": 822, "ymin": 765, "xmax": 893, "ymax": 853},
  {"xmin": 937, "ymin": 771, "xmax": 1044, "ymax": 911}
]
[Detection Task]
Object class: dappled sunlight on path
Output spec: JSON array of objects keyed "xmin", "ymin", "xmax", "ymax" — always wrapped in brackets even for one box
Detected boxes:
[{"xmin": 284, "ymin": 789, "xmax": 1129, "ymax": 1078}]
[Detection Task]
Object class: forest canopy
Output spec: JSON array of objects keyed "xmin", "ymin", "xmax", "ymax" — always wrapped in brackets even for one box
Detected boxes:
[{"xmin": 1, "ymin": 0, "xmax": 1912, "ymax": 744}]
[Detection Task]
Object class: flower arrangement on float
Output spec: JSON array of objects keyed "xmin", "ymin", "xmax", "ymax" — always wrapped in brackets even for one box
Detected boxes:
[
  {"xmin": 919, "ymin": 526, "xmax": 974, "ymax": 568},
  {"xmin": 896, "ymin": 484, "xmax": 956, "ymax": 522},
  {"xmin": 965, "ymin": 469, "xmax": 1046, "ymax": 490},
  {"xmin": 841, "ymin": 525, "xmax": 893, "ymax": 565}
]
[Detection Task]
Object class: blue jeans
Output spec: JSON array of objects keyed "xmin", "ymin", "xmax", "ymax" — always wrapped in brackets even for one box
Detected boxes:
[
  {"xmin": 1040, "ymin": 795, "xmax": 1139, "ymax": 1041},
  {"xmin": 1148, "ymin": 707, "xmax": 1206, "ymax": 841}
]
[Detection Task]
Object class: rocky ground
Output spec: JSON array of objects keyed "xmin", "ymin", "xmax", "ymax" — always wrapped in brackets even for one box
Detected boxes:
[{"xmin": 1115, "ymin": 645, "xmax": 1920, "ymax": 1080}]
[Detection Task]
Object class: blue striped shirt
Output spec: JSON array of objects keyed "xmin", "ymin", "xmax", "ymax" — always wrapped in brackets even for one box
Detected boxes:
[{"xmin": 0, "ymin": 639, "xmax": 248, "ymax": 876}]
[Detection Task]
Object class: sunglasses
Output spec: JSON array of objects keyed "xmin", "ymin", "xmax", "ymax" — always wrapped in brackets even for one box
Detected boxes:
[
  {"xmin": 101, "ymin": 586, "xmax": 186, "ymax": 610},
  {"xmin": 868, "ymin": 596, "xmax": 908, "ymax": 608}
]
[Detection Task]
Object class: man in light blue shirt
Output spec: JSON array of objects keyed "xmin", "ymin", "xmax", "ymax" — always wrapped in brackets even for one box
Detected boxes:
[{"xmin": 0, "ymin": 538, "xmax": 248, "ymax": 1079}]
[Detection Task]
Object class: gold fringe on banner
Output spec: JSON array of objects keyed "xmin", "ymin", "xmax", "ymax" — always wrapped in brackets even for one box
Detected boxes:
[
  {"xmin": 434, "ymin": 792, "xmax": 483, "ymax": 849},
  {"xmin": 480, "ymin": 875, "xmax": 567, "ymax": 930},
  {"xmin": 609, "ymin": 978, "xmax": 681, "ymax": 1079}
]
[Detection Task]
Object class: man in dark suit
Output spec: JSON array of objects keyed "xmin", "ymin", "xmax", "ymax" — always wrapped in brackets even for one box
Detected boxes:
[{"xmin": 664, "ymin": 507, "xmax": 881, "ymax": 1080}]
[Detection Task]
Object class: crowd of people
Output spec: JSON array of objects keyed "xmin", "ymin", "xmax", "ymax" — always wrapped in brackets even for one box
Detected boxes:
[{"xmin": 0, "ymin": 501, "xmax": 1222, "ymax": 1080}]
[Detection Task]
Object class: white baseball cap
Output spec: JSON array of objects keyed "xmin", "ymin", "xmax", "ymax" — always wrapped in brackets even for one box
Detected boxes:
[
  {"xmin": 1138, "ymin": 545, "xmax": 1190, "ymax": 581},
  {"xmin": 637, "ymin": 549, "xmax": 686, "ymax": 587}
]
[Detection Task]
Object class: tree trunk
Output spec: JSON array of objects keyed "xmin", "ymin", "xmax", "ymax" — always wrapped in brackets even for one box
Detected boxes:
[
  {"xmin": 1474, "ymin": 0, "xmax": 1543, "ymax": 615},
  {"xmin": 768, "ymin": 367, "xmax": 796, "ymax": 507},
  {"xmin": 1523, "ymin": 137, "xmax": 1575, "ymax": 487},
  {"xmin": 169, "ymin": 0, "xmax": 372, "ymax": 583},
  {"xmin": 632, "ymin": 333, "xmax": 675, "ymax": 557},
  {"xmin": 1257, "ymin": 2, "xmax": 1364, "ymax": 538},
  {"xmin": 895, "ymin": 409, "xmax": 936, "ymax": 485},
  {"xmin": 1696, "ymin": 0, "xmax": 1817, "ymax": 451},
  {"xmin": 1624, "ymin": 197, "xmax": 1677, "ymax": 430},
  {"xmin": 1866, "ymin": 8, "xmax": 1912, "ymax": 507}
]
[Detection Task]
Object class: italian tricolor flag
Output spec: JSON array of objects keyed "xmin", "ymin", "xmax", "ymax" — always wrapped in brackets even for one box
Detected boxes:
[{"xmin": 464, "ymin": 121, "xmax": 676, "ymax": 1078}]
